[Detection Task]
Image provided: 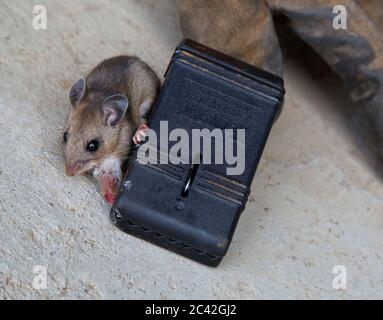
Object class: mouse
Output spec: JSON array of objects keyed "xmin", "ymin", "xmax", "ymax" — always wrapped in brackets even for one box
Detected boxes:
[{"xmin": 62, "ymin": 56, "xmax": 160, "ymax": 204}]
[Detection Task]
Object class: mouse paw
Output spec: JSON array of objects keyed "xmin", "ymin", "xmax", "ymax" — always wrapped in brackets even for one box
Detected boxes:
[
  {"xmin": 133, "ymin": 124, "xmax": 149, "ymax": 145},
  {"xmin": 94, "ymin": 156, "xmax": 122, "ymax": 205}
]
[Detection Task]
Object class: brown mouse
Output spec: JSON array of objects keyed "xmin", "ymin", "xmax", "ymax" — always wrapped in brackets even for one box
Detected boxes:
[{"xmin": 62, "ymin": 56, "xmax": 160, "ymax": 204}]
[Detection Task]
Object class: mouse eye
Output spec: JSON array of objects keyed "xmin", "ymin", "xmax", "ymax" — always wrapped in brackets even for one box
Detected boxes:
[
  {"xmin": 87, "ymin": 140, "xmax": 100, "ymax": 153},
  {"xmin": 63, "ymin": 131, "xmax": 68, "ymax": 143}
]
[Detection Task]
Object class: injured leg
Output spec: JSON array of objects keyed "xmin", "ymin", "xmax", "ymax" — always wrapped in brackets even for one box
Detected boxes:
[{"xmin": 93, "ymin": 157, "xmax": 122, "ymax": 205}]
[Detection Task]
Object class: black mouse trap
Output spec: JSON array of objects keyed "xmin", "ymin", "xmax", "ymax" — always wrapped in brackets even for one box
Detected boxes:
[{"xmin": 111, "ymin": 40, "xmax": 285, "ymax": 266}]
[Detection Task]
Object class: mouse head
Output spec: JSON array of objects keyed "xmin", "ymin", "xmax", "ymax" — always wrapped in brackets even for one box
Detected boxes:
[{"xmin": 62, "ymin": 78, "xmax": 129, "ymax": 177}]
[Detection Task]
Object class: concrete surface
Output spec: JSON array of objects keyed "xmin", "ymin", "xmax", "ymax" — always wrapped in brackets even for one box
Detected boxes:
[{"xmin": 0, "ymin": 0, "xmax": 382, "ymax": 300}]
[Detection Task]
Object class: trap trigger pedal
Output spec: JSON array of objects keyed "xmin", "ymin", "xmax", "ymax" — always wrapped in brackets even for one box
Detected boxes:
[{"xmin": 111, "ymin": 39, "xmax": 285, "ymax": 266}]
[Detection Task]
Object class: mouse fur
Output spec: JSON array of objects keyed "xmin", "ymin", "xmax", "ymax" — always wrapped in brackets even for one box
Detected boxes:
[{"xmin": 62, "ymin": 56, "xmax": 160, "ymax": 204}]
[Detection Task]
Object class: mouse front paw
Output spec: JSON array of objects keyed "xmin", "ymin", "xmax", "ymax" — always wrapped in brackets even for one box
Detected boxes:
[
  {"xmin": 133, "ymin": 124, "xmax": 149, "ymax": 145},
  {"xmin": 94, "ymin": 156, "xmax": 122, "ymax": 205},
  {"xmin": 99, "ymin": 173, "xmax": 120, "ymax": 205},
  {"xmin": 104, "ymin": 192, "xmax": 116, "ymax": 205}
]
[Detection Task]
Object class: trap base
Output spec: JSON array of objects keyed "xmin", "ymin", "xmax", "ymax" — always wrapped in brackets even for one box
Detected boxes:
[{"xmin": 111, "ymin": 40, "xmax": 285, "ymax": 266}]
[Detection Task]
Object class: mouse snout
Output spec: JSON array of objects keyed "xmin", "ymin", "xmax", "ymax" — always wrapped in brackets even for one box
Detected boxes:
[{"xmin": 65, "ymin": 160, "xmax": 85, "ymax": 177}]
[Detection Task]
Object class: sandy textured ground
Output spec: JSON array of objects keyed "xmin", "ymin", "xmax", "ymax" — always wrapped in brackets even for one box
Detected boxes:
[{"xmin": 0, "ymin": 0, "xmax": 382, "ymax": 299}]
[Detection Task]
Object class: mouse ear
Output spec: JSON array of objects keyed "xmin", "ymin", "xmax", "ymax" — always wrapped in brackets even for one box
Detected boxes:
[
  {"xmin": 69, "ymin": 78, "xmax": 87, "ymax": 106},
  {"xmin": 102, "ymin": 94, "xmax": 129, "ymax": 127}
]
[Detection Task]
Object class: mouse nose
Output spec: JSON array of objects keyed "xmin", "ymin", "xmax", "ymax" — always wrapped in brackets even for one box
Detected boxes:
[{"xmin": 65, "ymin": 160, "xmax": 84, "ymax": 177}]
